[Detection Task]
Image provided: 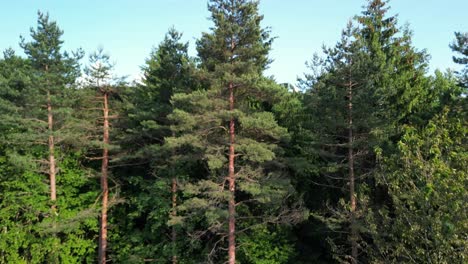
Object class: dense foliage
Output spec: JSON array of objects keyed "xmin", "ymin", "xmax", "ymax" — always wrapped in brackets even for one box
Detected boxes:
[{"xmin": 0, "ymin": 1, "xmax": 466, "ymax": 263}]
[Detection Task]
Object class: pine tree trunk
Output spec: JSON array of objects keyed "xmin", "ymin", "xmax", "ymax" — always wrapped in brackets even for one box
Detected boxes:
[
  {"xmin": 47, "ymin": 90, "xmax": 57, "ymax": 208},
  {"xmin": 228, "ymin": 80, "xmax": 236, "ymax": 264},
  {"xmin": 348, "ymin": 81, "xmax": 358, "ymax": 264},
  {"xmin": 171, "ymin": 177, "xmax": 178, "ymax": 264},
  {"xmin": 48, "ymin": 89, "xmax": 59, "ymax": 263},
  {"xmin": 99, "ymin": 92, "xmax": 110, "ymax": 264},
  {"xmin": 46, "ymin": 64, "xmax": 59, "ymax": 263},
  {"xmin": 46, "ymin": 62, "xmax": 56, "ymax": 210}
]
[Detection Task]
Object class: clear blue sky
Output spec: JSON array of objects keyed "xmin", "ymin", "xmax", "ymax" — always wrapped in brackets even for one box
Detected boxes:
[{"xmin": 1, "ymin": 0, "xmax": 466, "ymax": 84}]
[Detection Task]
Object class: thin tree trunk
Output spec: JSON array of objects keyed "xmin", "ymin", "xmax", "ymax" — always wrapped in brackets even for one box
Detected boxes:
[
  {"xmin": 171, "ymin": 177, "xmax": 178, "ymax": 264},
  {"xmin": 228, "ymin": 79, "xmax": 236, "ymax": 264},
  {"xmin": 170, "ymin": 128, "xmax": 178, "ymax": 264},
  {"xmin": 47, "ymin": 89, "xmax": 58, "ymax": 263},
  {"xmin": 47, "ymin": 90, "xmax": 57, "ymax": 208},
  {"xmin": 46, "ymin": 65, "xmax": 59, "ymax": 263},
  {"xmin": 99, "ymin": 92, "xmax": 110, "ymax": 264},
  {"xmin": 46, "ymin": 63, "xmax": 56, "ymax": 209},
  {"xmin": 348, "ymin": 80, "xmax": 358, "ymax": 264}
]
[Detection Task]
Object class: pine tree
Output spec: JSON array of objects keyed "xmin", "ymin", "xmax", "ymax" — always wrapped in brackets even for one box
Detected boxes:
[
  {"xmin": 19, "ymin": 10, "xmax": 83, "ymax": 213},
  {"xmin": 169, "ymin": 1, "xmax": 302, "ymax": 263},
  {"xmin": 0, "ymin": 49, "xmax": 31, "ymax": 135},
  {"xmin": 0, "ymin": 11, "xmax": 98, "ymax": 263},
  {"xmin": 83, "ymin": 47, "xmax": 120, "ymax": 264}
]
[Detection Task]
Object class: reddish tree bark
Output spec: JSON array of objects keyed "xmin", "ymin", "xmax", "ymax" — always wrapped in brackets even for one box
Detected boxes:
[
  {"xmin": 98, "ymin": 92, "xmax": 110, "ymax": 264},
  {"xmin": 45, "ymin": 63, "xmax": 57, "ymax": 210},
  {"xmin": 47, "ymin": 89, "xmax": 57, "ymax": 208}
]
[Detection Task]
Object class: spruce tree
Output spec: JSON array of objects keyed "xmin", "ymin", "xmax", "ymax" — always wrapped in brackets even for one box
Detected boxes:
[
  {"xmin": 111, "ymin": 28, "xmax": 200, "ymax": 263},
  {"xmin": 450, "ymin": 32, "xmax": 468, "ymax": 89},
  {"xmin": 354, "ymin": 1, "xmax": 464, "ymax": 262},
  {"xmin": 355, "ymin": 0, "xmax": 429, "ymax": 131},
  {"xmin": 300, "ymin": 23, "xmax": 376, "ymax": 263},
  {"xmin": 298, "ymin": 0, "xmax": 431, "ymax": 262}
]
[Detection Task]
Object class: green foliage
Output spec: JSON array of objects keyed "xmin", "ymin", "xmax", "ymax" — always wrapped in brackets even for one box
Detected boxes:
[
  {"xmin": 0, "ymin": 150, "xmax": 98, "ymax": 263},
  {"xmin": 450, "ymin": 31, "xmax": 468, "ymax": 88},
  {"xmin": 298, "ymin": 22, "xmax": 376, "ymax": 263},
  {"xmin": 0, "ymin": 11, "xmax": 97, "ymax": 263},
  {"xmin": 197, "ymin": 0, "xmax": 272, "ymax": 72},
  {"xmin": 108, "ymin": 176, "xmax": 172, "ymax": 263},
  {"xmin": 0, "ymin": 2, "xmax": 466, "ymax": 264},
  {"xmin": 238, "ymin": 225, "xmax": 296, "ymax": 264},
  {"xmin": 109, "ymin": 28, "xmax": 202, "ymax": 263},
  {"xmin": 369, "ymin": 106, "xmax": 467, "ymax": 263},
  {"xmin": 20, "ymin": 11, "xmax": 83, "ymax": 88},
  {"xmin": 168, "ymin": 1, "xmax": 304, "ymax": 262},
  {"xmin": 295, "ymin": 0, "xmax": 436, "ymax": 262},
  {"xmin": 84, "ymin": 48, "xmax": 114, "ymax": 87}
]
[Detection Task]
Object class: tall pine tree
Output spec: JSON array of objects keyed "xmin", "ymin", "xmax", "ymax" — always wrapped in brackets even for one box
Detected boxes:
[
  {"xmin": 169, "ymin": 1, "xmax": 302, "ymax": 263},
  {"xmin": 83, "ymin": 47, "xmax": 122, "ymax": 264},
  {"xmin": 0, "ymin": 12, "xmax": 98, "ymax": 263},
  {"xmin": 19, "ymin": 10, "xmax": 84, "ymax": 213}
]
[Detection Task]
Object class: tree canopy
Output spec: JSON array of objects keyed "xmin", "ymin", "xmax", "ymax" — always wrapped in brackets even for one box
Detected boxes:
[{"xmin": 0, "ymin": 1, "xmax": 466, "ymax": 263}]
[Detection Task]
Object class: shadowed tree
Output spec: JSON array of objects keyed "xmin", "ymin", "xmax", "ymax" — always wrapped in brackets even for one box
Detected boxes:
[
  {"xmin": 109, "ymin": 29, "xmax": 201, "ymax": 263},
  {"xmin": 450, "ymin": 31, "xmax": 468, "ymax": 89}
]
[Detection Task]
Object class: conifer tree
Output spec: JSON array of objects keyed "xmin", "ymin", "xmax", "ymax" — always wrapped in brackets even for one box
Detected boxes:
[
  {"xmin": 298, "ymin": 0, "xmax": 431, "ymax": 262},
  {"xmin": 0, "ymin": 12, "xmax": 97, "ymax": 263},
  {"xmin": 83, "ymin": 47, "xmax": 119, "ymax": 264},
  {"xmin": 0, "ymin": 49, "xmax": 30, "ymax": 134},
  {"xmin": 20, "ymin": 11, "xmax": 98, "ymax": 263},
  {"xmin": 368, "ymin": 72, "xmax": 468, "ymax": 263},
  {"xmin": 140, "ymin": 29, "xmax": 199, "ymax": 264},
  {"xmin": 169, "ymin": 1, "xmax": 302, "ymax": 263},
  {"xmin": 111, "ymin": 28, "xmax": 200, "ymax": 263},
  {"xmin": 19, "ymin": 10, "xmax": 83, "ymax": 212},
  {"xmin": 301, "ymin": 23, "xmax": 376, "ymax": 263},
  {"xmin": 2, "ymin": 2, "xmax": 466, "ymax": 263},
  {"xmin": 450, "ymin": 32, "xmax": 468, "ymax": 88},
  {"xmin": 355, "ymin": 0, "xmax": 429, "ymax": 131}
]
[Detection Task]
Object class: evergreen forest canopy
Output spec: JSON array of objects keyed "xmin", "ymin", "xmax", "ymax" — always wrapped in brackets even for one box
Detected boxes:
[{"xmin": 0, "ymin": 0, "xmax": 466, "ymax": 263}]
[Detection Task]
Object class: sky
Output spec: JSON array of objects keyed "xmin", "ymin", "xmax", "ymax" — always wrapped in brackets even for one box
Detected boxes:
[{"xmin": 0, "ymin": 0, "xmax": 467, "ymax": 84}]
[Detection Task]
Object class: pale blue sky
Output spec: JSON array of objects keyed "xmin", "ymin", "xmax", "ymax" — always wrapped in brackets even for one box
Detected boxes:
[{"xmin": 1, "ymin": 0, "xmax": 466, "ymax": 84}]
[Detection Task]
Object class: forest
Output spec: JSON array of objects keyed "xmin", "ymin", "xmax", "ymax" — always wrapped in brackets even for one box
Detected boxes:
[{"xmin": 0, "ymin": 0, "xmax": 466, "ymax": 263}]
